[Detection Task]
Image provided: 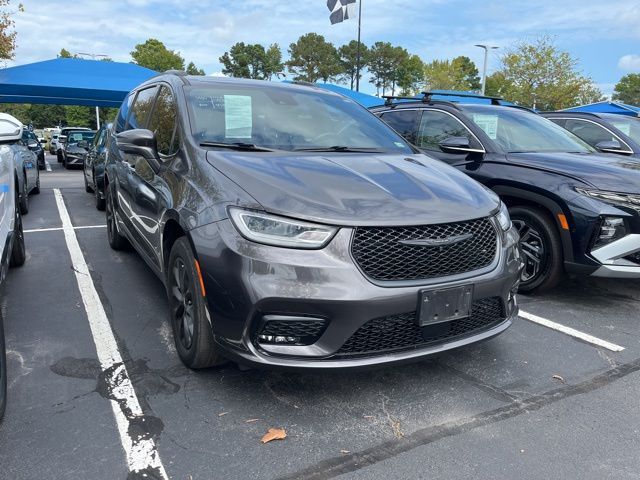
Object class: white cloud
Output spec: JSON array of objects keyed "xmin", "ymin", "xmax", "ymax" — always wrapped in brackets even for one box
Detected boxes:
[{"xmin": 618, "ymin": 54, "xmax": 640, "ymax": 72}]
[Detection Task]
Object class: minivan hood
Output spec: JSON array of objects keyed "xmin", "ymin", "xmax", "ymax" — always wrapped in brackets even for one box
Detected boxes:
[
  {"xmin": 507, "ymin": 152, "xmax": 640, "ymax": 194},
  {"xmin": 207, "ymin": 151, "xmax": 498, "ymax": 226}
]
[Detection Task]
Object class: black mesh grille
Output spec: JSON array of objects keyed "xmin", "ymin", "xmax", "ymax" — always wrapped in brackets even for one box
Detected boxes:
[
  {"xmin": 334, "ymin": 297, "xmax": 505, "ymax": 358},
  {"xmin": 351, "ymin": 218, "xmax": 497, "ymax": 281},
  {"xmin": 624, "ymin": 252, "xmax": 640, "ymax": 265},
  {"xmin": 258, "ymin": 319, "xmax": 327, "ymax": 345}
]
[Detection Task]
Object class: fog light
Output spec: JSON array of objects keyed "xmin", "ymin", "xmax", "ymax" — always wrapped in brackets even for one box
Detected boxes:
[
  {"xmin": 595, "ymin": 217, "xmax": 627, "ymax": 248},
  {"xmin": 258, "ymin": 334, "xmax": 301, "ymax": 344}
]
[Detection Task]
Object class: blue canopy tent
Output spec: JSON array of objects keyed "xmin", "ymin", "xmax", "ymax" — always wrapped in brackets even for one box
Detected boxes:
[
  {"xmin": 0, "ymin": 58, "xmax": 157, "ymax": 108},
  {"xmin": 561, "ymin": 101, "xmax": 640, "ymax": 117}
]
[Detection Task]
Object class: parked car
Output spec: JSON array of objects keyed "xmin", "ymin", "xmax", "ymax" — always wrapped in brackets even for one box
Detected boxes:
[
  {"xmin": 83, "ymin": 122, "xmax": 112, "ymax": 210},
  {"xmin": 372, "ymin": 92, "xmax": 640, "ymax": 292},
  {"xmin": 542, "ymin": 111, "xmax": 640, "ymax": 157},
  {"xmin": 13, "ymin": 129, "xmax": 40, "ymax": 214},
  {"xmin": 61, "ymin": 130, "xmax": 95, "ymax": 169},
  {"xmin": 49, "ymin": 133, "xmax": 59, "ymax": 154},
  {"xmin": 105, "ymin": 75, "xmax": 522, "ymax": 370},
  {"xmin": 56, "ymin": 126, "xmax": 91, "ymax": 162},
  {"xmin": 22, "ymin": 129, "xmax": 45, "ymax": 170},
  {"xmin": 0, "ymin": 113, "xmax": 29, "ymax": 420}
]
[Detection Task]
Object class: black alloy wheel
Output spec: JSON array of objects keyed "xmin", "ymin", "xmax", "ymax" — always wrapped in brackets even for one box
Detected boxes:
[
  {"xmin": 10, "ymin": 188, "xmax": 26, "ymax": 268},
  {"xmin": 510, "ymin": 206, "xmax": 563, "ymax": 293},
  {"xmin": 105, "ymin": 184, "xmax": 129, "ymax": 250},
  {"xmin": 167, "ymin": 237, "xmax": 226, "ymax": 369},
  {"xmin": 32, "ymin": 171, "xmax": 40, "ymax": 195},
  {"xmin": 84, "ymin": 171, "xmax": 92, "ymax": 193},
  {"xmin": 18, "ymin": 175, "xmax": 28, "ymax": 215},
  {"xmin": 95, "ymin": 179, "xmax": 105, "ymax": 211}
]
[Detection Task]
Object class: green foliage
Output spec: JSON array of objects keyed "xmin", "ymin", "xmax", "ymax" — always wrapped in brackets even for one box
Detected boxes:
[
  {"xmin": 58, "ymin": 48, "xmax": 75, "ymax": 58},
  {"xmin": 492, "ymin": 36, "xmax": 602, "ymax": 110},
  {"xmin": 0, "ymin": 0, "xmax": 20, "ymax": 60},
  {"xmin": 613, "ymin": 74, "xmax": 640, "ymax": 106},
  {"xmin": 131, "ymin": 38, "xmax": 184, "ymax": 72},
  {"xmin": 186, "ymin": 61, "xmax": 205, "ymax": 75},
  {"xmin": 0, "ymin": 103, "xmax": 118, "ymax": 129},
  {"xmin": 368, "ymin": 42, "xmax": 409, "ymax": 96},
  {"xmin": 424, "ymin": 56, "xmax": 480, "ymax": 92},
  {"xmin": 287, "ymin": 33, "xmax": 341, "ymax": 83},
  {"xmin": 220, "ymin": 42, "xmax": 283, "ymax": 80},
  {"xmin": 338, "ymin": 40, "xmax": 369, "ymax": 90},
  {"xmin": 397, "ymin": 54, "xmax": 424, "ymax": 95}
]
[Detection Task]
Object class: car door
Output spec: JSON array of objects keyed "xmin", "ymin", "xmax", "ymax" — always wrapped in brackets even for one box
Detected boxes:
[
  {"xmin": 126, "ymin": 84, "xmax": 181, "ymax": 271},
  {"xmin": 85, "ymin": 126, "xmax": 105, "ymax": 185},
  {"xmin": 18, "ymin": 133, "xmax": 37, "ymax": 191},
  {"xmin": 548, "ymin": 117, "xmax": 633, "ymax": 154},
  {"xmin": 113, "ymin": 85, "xmax": 159, "ymax": 257}
]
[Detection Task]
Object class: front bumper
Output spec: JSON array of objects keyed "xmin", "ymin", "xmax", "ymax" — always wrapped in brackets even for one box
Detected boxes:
[
  {"xmin": 590, "ymin": 234, "xmax": 640, "ymax": 278},
  {"xmin": 65, "ymin": 156, "xmax": 84, "ymax": 166},
  {"xmin": 191, "ymin": 220, "xmax": 522, "ymax": 369}
]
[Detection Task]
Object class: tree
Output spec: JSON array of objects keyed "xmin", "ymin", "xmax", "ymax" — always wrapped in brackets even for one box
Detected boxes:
[
  {"xmin": 492, "ymin": 36, "xmax": 602, "ymax": 110},
  {"xmin": 264, "ymin": 44, "xmax": 284, "ymax": 80},
  {"xmin": 368, "ymin": 42, "xmax": 402, "ymax": 96},
  {"xmin": 186, "ymin": 61, "xmax": 205, "ymax": 75},
  {"xmin": 220, "ymin": 42, "xmax": 282, "ymax": 80},
  {"xmin": 396, "ymin": 54, "xmax": 424, "ymax": 95},
  {"xmin": 338, "ymin": 40, "xmax": 369, "ymax": 90},
  {"xmin": 58, "ymin": 48, "xmax": 75, "ymax": 58},
  {"xmin": 287, "ymin": 33, "xmax": 340, "ymax": 83},
  {"xmin": 613, "ymin": 74, "xmax": 640, "ymax": 106},
  {"xmin": 484, "ymin": 71, "xmax": 512, "ymax": 98},
  {"xmin": 131, "ymin": 38, "xmax": 184, "ymax": 72},
  {"xmin": 0, "ymin": 0, "xmax": 21, "ymax": 60},
  {"xmin": 423, "ymin": 56, "xmax": 481, "ymax": 92}
]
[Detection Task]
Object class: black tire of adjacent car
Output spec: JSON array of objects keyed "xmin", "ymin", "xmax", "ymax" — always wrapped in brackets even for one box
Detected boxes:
[
  {"xmin": 32, "ymin": 172, "xmax": 40, "ymax": 195},
  {"xmin": 95, "ymin": 179, "xmax": 105, "ymax": 211},
  {"xmin": 18, "ymin": 175, "xmax": 28, "ymax": 215},
  {"xmin": 84, "ymin": 172, "xmax": 93, "ymax": 193},
  {"xmin": 167, "ymin": 237, "xmax": 226, "ymax": 369},
  {"xmin": 10, "ymin": 188, "xmax": 26, "ymax": 268},
  {"xmin": 57, "ymin": 151, "xmax": 62, "ymax": 163},
  {"xmin": 510, "ymin": 206, "xmax": 563, "ymax": 293},
  {"xmin": 105, "ymin": 183, "xmax": 130, "ymax": 251},
  {"xmin": 0, "ymin": 311, "xmax": 6, "ymax": 421}
]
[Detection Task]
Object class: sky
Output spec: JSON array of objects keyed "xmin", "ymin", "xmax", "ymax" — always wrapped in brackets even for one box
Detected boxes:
[{"xmin": 7, "ymin": 0, "xmax": 640, "ymax": 97}]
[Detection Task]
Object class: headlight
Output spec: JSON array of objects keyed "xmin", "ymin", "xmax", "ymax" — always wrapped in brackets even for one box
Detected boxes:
[
  {"xmin": 228, "ymin": 208, "xmax": 338, "ymax": 249},
  {"xmin": 495, "ymin": 202, "xmax": 512, "ymax": 231},
  {"xmin": 576, "ymin": 188, "xmax": 640, "ymax": 212}
]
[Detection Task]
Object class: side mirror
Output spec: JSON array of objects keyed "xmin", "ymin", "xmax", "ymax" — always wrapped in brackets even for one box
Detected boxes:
[
  {"xmin": 438, "ymin": 136, "xmax": 482, "ymax": 154},
  {"xmin": 116, "ymin": 129, "xmax": 159, "ymax": 161},
  {"xmin": 27, "ymin": 140, "xmax": 39, "ymax": 149},
  {"xmin": 595, "ymin": 140, "xmax": 623, "ymax": 153},
  {"xmin": 59, "ymin": 135, "xmax": 67, "ymax": 143}
]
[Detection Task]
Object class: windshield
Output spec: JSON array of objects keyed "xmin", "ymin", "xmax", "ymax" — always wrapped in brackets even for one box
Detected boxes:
[
  {"xmin": 463, "ymin": 105, "xmax": 594, "ymax": 153},
  {"xmin": 67, "ymin": 131, "xmax": 95, "ymax": 143},
  {"xmin": 184, "ymin": 83, "xmax": 413, "ymax": 153},
  {"xmin": 599, "ymin": 114, "xmax": 640, "ymax": 144}
]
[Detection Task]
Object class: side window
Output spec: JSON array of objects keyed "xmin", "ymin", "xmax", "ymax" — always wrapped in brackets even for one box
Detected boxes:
[
  {"xmin": 379, "ymin": 110, "xmax": 419, "ymax": 144},
  {"xmin": 93, "ymin": 128, "xmax": 106, "ymax": 148},
  {"xmin": 126, "ymin": 86, "xmax": 158, "ymax": 131},
  {"xmin": 148, "ymin": 85, "xmax": 179, "ymax": 157},
  {"xmin": 548, "ymin": 118, "xmax": 567, "ymax": 128},
  {"xmin": 563, "ymin": 119, "xmax": 617, "ymax": 148},
  {"xmin": 416, "ymin": 110, "xmax": 475, "ymax": 151},
  {"xmin": 115, "ymin": 93, "xmax": 135, "ymax": 133}
]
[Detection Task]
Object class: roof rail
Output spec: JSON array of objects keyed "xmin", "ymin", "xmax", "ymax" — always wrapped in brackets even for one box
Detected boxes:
[
  {"xmin": 381, "ymin": 94, "xmax": 462, "ymax": 110},
  {"xmin": 421, "ymin": 91, "xmax": 505, "ymax": 105},
  {"xmin": 163, "ymin": 69, "xmax": 188, "ymax": 76}
]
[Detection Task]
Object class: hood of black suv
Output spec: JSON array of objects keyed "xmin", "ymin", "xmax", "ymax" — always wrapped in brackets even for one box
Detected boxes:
[
  {"xmin": 507, "ymin": 152, "xmax": 640, "ymax": 194},
  {"xmin": 207, "ymin": 151, "xmax": 499, "ymax": 226}
]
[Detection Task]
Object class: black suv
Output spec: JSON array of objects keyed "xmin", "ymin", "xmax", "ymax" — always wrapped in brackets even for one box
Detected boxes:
[
  {"xmin": 104, "ymin": 74, "xmax": 522, "ymax": 369},
  {"xmin": 542, "ymin": 111, "xmax": 640, "ymax": 157},
  {"xmin": 372, "ymin": 92, "xmax": 640, "ymax": 292}
]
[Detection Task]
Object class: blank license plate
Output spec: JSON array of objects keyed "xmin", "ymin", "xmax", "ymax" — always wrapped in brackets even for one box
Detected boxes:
[{"xmin": 418, "ymin": 285, "xmax": 473, "ymax": 326}]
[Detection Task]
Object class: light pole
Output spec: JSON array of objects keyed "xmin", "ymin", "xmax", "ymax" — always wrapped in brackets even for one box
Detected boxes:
[
  {"xmin": 355, "ymin": 0, "xmax": 363, "ymax": 92},
  {"xmin": 474, "ymin": 44, "xmax": 498, "ymax": 96},
  {"xmin": 75, "ymin": 52, "xmax": 109, "ymax": 129}
]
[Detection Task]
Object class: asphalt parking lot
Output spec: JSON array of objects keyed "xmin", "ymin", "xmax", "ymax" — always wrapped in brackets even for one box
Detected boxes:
[{"xmin": 0, "ymin": 154, "xmax": 639, "ymax": 480}]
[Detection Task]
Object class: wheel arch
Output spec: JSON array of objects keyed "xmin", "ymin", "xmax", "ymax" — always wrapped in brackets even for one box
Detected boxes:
[{"xmin": 161, "ymin": 211, "xmax": 197, "ymax": 274}]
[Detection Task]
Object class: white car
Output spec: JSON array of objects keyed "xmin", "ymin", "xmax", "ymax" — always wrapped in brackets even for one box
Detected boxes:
[{"xmin": 0, "ymin": 113, "xmax": 28, "ymax": 420}]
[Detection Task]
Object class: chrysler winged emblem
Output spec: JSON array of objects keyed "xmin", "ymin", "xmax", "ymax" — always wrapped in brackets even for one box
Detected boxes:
[{"xmin": 399, "ymin": 233, "xmax": 473, "ymax": 247}]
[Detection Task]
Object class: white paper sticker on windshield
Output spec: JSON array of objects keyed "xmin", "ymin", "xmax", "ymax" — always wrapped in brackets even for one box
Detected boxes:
[
  {"xmin": 224, "ymin": 95, "xmax": 252, "ymax": 139},
  {"xmin": 612, "ymin": 122, "xmax": 631, "ymax": 136},
  {"xmin": 473, "ymin": 114, "xmax": 498, "ymax": 139}
]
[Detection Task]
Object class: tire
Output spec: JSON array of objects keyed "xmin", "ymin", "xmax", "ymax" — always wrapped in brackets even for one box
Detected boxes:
[
  {"xmin": 84, "ymin": 171, "xmax": 93, "ymax": 193},
  {"xmin": 167, "ymin": 237, "xmax": 226, "ymax": 369},
  {"xmin": 105, "ymin": 182, "xmax": 129, "ymax": 250},
  {"xmin": 510, "ymin": 206, "xmax": 563, "ymax": 293},
  {"xmin": 10, "ymin": 190, "xmax": 26, "ymax": 268},
  {"xmin": 18, "ymin": 176, "xmax": 28, "ymax": 215},
  {"xmin": 95, "ymin": 180, "xmax": 105, "ymax": 211},
  {"xmin": 57, "ymin": 151, "xmax": 62, "ymax": 163},
  {"xmin": 32, "ymin": 172, "xmax": 40, "ymax": 195},
  {"xmin": 0, "ymin": 312, "xmax": 6, "ymax": 421}
]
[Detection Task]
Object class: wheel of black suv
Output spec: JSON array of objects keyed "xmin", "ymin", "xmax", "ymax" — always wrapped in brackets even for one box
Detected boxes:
[
  {"xmin": 10, "ymin": 189, "xmax": 26, "ymax": 268},
  {"xmin": 18, "ymin": 175, "xmax": 28, "ymax": 215},
  {"xmin": 32, "ymin": 171, "xmax": 40, "ymax": 195},
  {"xmin": 57, "ymin": 151, "xmax": 62, "ymax": 163},
  {"xmin": 167, "ymin": 237, "xmax": 226, "ymax": 369},
  {"xmin": 95, "ymin": 180, "xmax": 105, "ymax": 211},
  {"xmin": 105, "ymin": 183, "xmax": 129, "ymax": 250},
  {"xmin": 84, "ymin": 171, "xmax": 92, "ymax": 193},
  {"xmin": 510, "ymin": 206, "xmax": 563, "ymax": 293}
]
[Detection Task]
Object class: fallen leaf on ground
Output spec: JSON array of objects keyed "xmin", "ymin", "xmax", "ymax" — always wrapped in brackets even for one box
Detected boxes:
[
  {"xmin": 245, "ymin": 418, "xmax": 259, "ymax": 423},
  {"xmin": 218, "ymin": 412, "xmax": 229, "ymax": 417},
  {"xmin": 340, "ymin": 449, "xmax": 350, "ymax": 454},
  {"xmin": 261, "ymin": 428, "xmax": 287, "ymax": 444},
  {"xmin": 552, "ymin": 374, "xmax": 565, "ymax": 383}
]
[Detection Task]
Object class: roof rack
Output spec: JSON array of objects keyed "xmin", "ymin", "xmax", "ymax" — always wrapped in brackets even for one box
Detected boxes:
[
  {"xmin": 421, "ymin": 91, "xmax": 505, "ymax": 105},
  {"xmin": 382, "ymin": 94, "xmax": 462, "ymax": 110}
]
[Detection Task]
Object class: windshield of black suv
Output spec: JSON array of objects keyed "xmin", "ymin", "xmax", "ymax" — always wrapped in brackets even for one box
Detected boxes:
[
  {"xmin": 462, "ymin": 105, "xmax": 595, "ymax": 154},
  {"xmin": 66, "ymin": 131, "xmax": 94, "ymax": 143},
  {"xmin": 599, "ymin": 114, "xmax": 640, "ymax": 144},
  {"xmin": 185, "ymin": 83, "xmax": 413, "ymax": 153}
]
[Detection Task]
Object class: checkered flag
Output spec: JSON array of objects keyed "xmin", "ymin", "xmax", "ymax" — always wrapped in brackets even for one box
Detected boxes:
[{"xmin": 327, "ymin": 0, "xmax": 356, "ymax": 24}]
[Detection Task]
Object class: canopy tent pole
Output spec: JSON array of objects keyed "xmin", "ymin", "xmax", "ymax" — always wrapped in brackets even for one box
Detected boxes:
[{"xmin": 95, "ymin": 106, "xmax": 100, "ymax": 129}]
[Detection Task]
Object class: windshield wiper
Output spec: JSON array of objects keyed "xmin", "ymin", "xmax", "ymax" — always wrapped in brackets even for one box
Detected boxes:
[
  {"xmin": 293, "ymin": 146, "xmax": 385, "ymax": 153},
  {"xmin": 200, "ymin": 141, "xmax": 275, "ymax": 152}
]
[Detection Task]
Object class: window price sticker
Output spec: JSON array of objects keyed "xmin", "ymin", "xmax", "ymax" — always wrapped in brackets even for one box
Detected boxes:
[
  {"xmin": 473, "ymin": 114, "xmax": 498, "ymax": 139},
  {"xmin": 224, "ymin": 95, "xmax": 252, "ymax": 139}
]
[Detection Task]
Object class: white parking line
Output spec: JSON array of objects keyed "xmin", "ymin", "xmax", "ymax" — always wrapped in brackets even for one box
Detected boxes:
[
  {"xmin": 53, "ymin": 189, "xmax": 168, "ymax": 479},
  {"xmin": 24, "ymin": 225, "xmax": 106, "ymax": 233},
  {"xmin": 519, "ymin": 310, "xmax": 625, "ymax": 352},
  {"xmin": 45, "ymin": 161, "xmax": 52, "ymax": 172}
]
